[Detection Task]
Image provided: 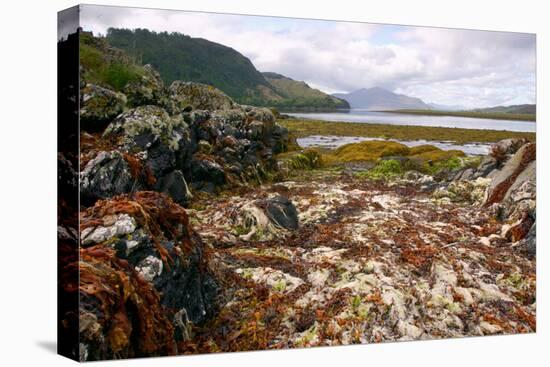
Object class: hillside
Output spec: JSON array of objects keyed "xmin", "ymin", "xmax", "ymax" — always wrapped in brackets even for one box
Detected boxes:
[
  {"xmin": 333, "ymin": 87, "xmax": 431, "ymax": 110},
  {"xmin": 262, "ymin": 72, "xmax": 349, "ymax": 110},
  {"xmin": 105, "ymin": 28, "xmax": 344, "ymax": 109},
  {"xmin": 472, "ymin": 104, "xmax": 536, "ymax": 115}
]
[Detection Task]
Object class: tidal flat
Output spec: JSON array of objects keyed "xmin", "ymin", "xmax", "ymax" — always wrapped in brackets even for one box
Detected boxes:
[{"xmin": 279, "ymin": 118, "xmax": 536, "ymax": 146}]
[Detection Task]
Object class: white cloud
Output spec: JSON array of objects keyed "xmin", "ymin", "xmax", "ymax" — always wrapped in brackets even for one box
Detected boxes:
[{"xmin": 80, "ymin": 5, "xmax": 535, "ymax": 108}]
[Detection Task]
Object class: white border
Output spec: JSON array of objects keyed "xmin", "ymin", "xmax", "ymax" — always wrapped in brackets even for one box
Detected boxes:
[{"xmin": 0, "ymin": 0, "xmax": 546, "ymax": 366}]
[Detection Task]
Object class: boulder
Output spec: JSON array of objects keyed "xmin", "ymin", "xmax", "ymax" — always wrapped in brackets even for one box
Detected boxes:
[
  {"xmin": 472, "ymin": 155, "xmax": 499, "ymax": 179},
  {"xmin": 155, "ymin": 170, "xmax": 192, "ymax": 207},
  {"xmin": 169, "ymin": 81, "xmax": 236, "ymax": 111},
  {"xmin": 489, "ymin": 138, "xmax": 529, "ymax": 162},
  {"xmin": 518, "ymin": 222, "xmax": 536, "ymax": 255},
  {"xmin": 484, "ymin": 143, "xmax": 536, "ymax": 206},
  {"xmin": 189, "ymin": 154, "xmax": 226, "ymax": 192},
  {"xmin": 235, "ymin": 195, "xmax": 299, "ymax": 241},
  {"xmin": 80, "ymin": 83, "xmax": 127, "ymax": 130},
  {"xmin": 77, "ymin": 192, "xmax": 219, "ymax": 360},
  {"xmin": 103, "ymin": 105, "xmax": 192, "ymax": 177},
  {"xmin": 80, "ymin": 151, "xmax": 134, "ymax": 203},
  {"xmin": 123, "ymin": 64, "xmax": 166, "ymax": 107},
  {"xmin": 263, "ymin": 195, "xmax": 299, "ymax": 230}
]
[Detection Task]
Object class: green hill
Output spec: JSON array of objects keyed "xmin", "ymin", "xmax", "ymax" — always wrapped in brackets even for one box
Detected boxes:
[
  {"xmin": 105, "ymin": 28, "xmax": 346, "ymax": 109},
  {"xmin": 262, "ymin": 72, "xmax": 349, "ymax": 110}
]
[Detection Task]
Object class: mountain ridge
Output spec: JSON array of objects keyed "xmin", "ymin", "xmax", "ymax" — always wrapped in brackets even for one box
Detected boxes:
[
  {"xmin": 105, "ymin": 28, "xmax": 346, "ymax": 110},
  {"xmin": 332, "ymin": 87, "xmax": 432, "ymax": 110}
]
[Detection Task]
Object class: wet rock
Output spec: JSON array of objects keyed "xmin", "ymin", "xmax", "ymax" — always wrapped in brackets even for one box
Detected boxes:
[
  {"xmin": 80, "ymin": 83, "xmax": 127, "ymax": 130},
  {"xmin": 155, "ymin": 170, "xmax": 192, "ymax": 207},
  {"xmin": 80, "ymin": 151, "xmax": 134, "ymax": 203},
  {"xmin": 263, "ymin": 195, "xmax": 299, "ymax": 230},
  {"xmin": 169, "ymin": 81, "xmax": 236, "ymax": 111}
]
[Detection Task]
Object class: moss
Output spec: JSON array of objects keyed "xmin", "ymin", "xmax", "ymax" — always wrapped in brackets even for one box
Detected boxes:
[
  {"xmin": 409, "ymin": 144, "xmax": 440, "ymax": 155},
  {"xmin": 324, "ymin": 140, "xmax": 410, "ymax": 164},
  {"xmin": 358, "ymin": 159, "xmax": 403, "ymax": 180},
  {"xmin": 410, "ymin": 149, "xmax": 465, "ymax": 163},
  {"xmin": 273, "ymin": 280, "xmax": 287, "ymax": 292},
  {"xmin": 277, "ymin": 149, "xmax": 324, "ymax": 171}
]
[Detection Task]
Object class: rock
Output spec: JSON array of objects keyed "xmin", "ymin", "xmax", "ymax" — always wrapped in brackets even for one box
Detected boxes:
[
  {"xmin": 518, "ymin": 222, "xmax": 536, "ymax": 255},
  {"xmin": 80, "ymin": 83, "xmax": 127, "ymax": 130},
  {"xmin": 123, "ymin": 64, "xmax": 167, "ymax": 107},
  {"xmin": 263, "ymin": 195, "xmax": 299, "ymax": 230},
  {"xmin": 76, "ymin": 192, "xmax": 219, "ymax": 360},
  {"xmin": 457, "ymin": 168, "xmax": 474, "ymax": 181},
  {"xmin": 189, "ymin": 154, "xmax": 226, "ymax": 192},
  {"xmin": 433, "ymin": 177, "xmax": 491, "ymax": 205},
  {"xmin": 489, "ymin": 138, "xmax": 529, "ymax": 162},
  {"xmin": 245, "ymin": 106, "xmax": 276, "ymax": 124},
  {"xmin": 484, "ymin": 143, "xmax": 536, "ymax": 206},
  {"xmin": 103, "ymin": 105, "xmax": 192, "ymax": 177},
  {"xmin": 472, "ymin": 155, "xmax": 499, "ymax": 179},
  {"xmin": 155, "ymin": 170, "xmax": 192, "ymax": 207},
  {"xmin": 80, "ymin": 151, "xmax": 134, "ymax": 203},
  {"xmin": 169, "ymin": 81, "xmax": 236, "ymax": 111}
]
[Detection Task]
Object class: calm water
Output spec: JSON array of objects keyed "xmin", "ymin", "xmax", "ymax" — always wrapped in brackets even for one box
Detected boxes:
[{"xmin": 287, "ymin": 110, "xmax": 536, "ymax": 133}]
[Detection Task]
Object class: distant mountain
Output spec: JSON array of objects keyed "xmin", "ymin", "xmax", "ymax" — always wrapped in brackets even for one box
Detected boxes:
[
  {"xmin": 332, "ymin": 87, "xmax": 431, "ymax": 110},
  {"xmin": 262, "ymin": 72, "xmax": 349, "ymax": 110},
  {"xmin": 471, "ymin": 104, "xmax": 536, "ymax": 115},
  {"xmin": 428, "ymin": 103, "xmax": 466, "ymax": 111},
  {"xmin": 105, "ymin": 28, "xmax": 344, "ymax": 109}
]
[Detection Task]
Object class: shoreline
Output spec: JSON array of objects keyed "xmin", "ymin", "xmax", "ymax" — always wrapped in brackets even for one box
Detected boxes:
[
  {"xmin": 279, "ymin": 118, "xmax": 535, "ymax": 145},
  {"xmin": 382, "ymin": 109, "xmax": 536, "ymax": 122}
]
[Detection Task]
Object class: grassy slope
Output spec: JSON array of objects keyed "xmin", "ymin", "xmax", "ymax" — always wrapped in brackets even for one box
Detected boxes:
[
  {"xmin": 105, "ymin": 29, "xmax": 345, "ymax": 109},
  {"xmin": 388, "ymin": 109, "xmax": 536, "ymax": 122},
  {"xmin": 279, "ymin": 118, "xmax": 536, "ymax": 145},
  {"xmin": 263, "ymin": 73, "xmax": 349, "ymax": 109}
]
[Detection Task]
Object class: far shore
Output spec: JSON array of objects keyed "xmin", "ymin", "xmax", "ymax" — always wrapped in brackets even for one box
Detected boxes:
[
  {"xmin": 382, "ymin": 109, "xmax": 536, "ymax": 122},
  {"xmin": 278, "ymin": 118, "xmax": 536, "ymax": 146}
]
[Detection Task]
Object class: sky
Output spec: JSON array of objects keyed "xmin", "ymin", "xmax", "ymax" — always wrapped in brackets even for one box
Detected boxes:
[{"xmin": 79, "ymin": 5, "xmax": 536, "ymax": 109}]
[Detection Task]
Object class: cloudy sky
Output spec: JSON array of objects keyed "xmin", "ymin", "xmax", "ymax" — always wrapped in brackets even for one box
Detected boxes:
[{"xmin": 79, "ymin": 5, "xmax": 536, "ymax": 108}]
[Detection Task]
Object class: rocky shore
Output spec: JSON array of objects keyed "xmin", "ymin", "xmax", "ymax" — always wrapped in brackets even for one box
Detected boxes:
[{"xmin": 58, "ymin": 37, "xmax": 536, "ymax": 360}]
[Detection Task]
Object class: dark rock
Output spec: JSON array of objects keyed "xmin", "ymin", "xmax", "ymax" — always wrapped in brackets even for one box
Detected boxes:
[
  {"xmin": 77, "ymin": 192, "xmax": 219, "ymax": 360},
  {"xmin": 189, "ymin": 154, "xmax": 226, "ymax": 191},
  {"xmin": 519, "ymin": 222, "xmax": 536, "ymax": 255},
  {"xmin": 263, "ymin": 195, "xmax": 299, "ymax": 230},
  {"xmin": 80, "ymin": 151, "xmax": 134, "ymax": 203},
  {"xmin": 155, "ymin": 170, "xmax": 192, "ymax": 207},
  {"xmin": 472, "ymin": 155, "xmax": 499, "ymax": 179},
  {"xmin": 103, "ymin": 105, "xmax": 192, "ymax": 177}
]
